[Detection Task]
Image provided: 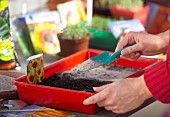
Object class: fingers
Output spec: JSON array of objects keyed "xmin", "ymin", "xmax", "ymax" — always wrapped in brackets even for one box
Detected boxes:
[
  {"xmin": 105, "ymin": 106, "xmax": 118, "ymax": 111},
  {"xmin": 103, "ymin": 105, "xmax": 126, "ymax": 114},
  {"xmin": 83, "ymin": 83, "xmax": 113, "ymax": 105},
  {"xmin": 83, "ymin": 89, "xmax": 108, "ymax": 105},
  {"xmin": 121, "ymin": 43, "xmax": 143, "ymax": 56},
  {"xmin": 120, "ymin": 43, "xmax": 142, "ymax": 60},
  {"xmin": 115, "ymin": 38, "xmax": 129, "ymax": 52},
  {"xmin": 97, "ymin": 98, "xmax": 115, "ymax": 107},
  {"xmin": 83, "ymin": 94, "xmax": 104, "ymax": 105},
  {"xmin": 115, "ymin": 32, "xmax": 144, "ymax": 57},
  {"xmin": 105, "ymin": 106, "xmax": 126, "ymax": 114},
  {"xmin": 115, "ymin": 32, "xmax": 137, "ymax": 52},
  {"xmin": 120, "ymin": 51, "xmax": 141, "ymax": 60},
  {"xmin": 93, "ymin": 83, "xmax": 111, "ymax": 92}
]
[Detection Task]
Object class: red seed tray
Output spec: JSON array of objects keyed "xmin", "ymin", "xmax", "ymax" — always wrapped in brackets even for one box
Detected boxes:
[{"xmin": 13, "ymin": 49, "xmax": 160, "ymax": 114}]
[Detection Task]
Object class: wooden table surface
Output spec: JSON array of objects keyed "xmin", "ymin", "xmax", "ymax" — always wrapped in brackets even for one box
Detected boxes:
[{"xmin": 65, "ymin": 98, "xmax": 155, "ymax": 117}]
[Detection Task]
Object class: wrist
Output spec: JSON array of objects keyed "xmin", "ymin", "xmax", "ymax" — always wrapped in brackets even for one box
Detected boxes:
[
  {"xmin": 137, "ymin": 75, "xmax": 152, "ymax": 100},
  {"xmin": 157, "ymin": 30, "xmax": 169, "ymax": 54}
]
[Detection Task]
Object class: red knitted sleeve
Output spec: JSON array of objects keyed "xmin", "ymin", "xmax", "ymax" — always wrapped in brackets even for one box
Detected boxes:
[{"xmin": 144, "ymin": 31, "xmax": 170, "ymax": 103}]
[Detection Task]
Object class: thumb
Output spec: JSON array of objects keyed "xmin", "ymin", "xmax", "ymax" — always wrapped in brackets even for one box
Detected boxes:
[
  {"xmin": 115, "ymin": 39, "xmax": 128, "ymax": 52},
  {"xmin": 93, "ymin": 83, "xmax": 111, "ymax": 92}
]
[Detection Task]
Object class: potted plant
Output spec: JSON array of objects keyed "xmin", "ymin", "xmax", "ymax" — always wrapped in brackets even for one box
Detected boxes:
[
  {"xmin": 90, "ymin": 16, "xmax": 113, "ymax": 31},
  {"xmin": 87, "ymin": 16, "xmax": 119, "ymax": 51},
  {"xmin": 58, "ymin": 24, "xmax": 90, "ymax": 57},
  {"xmin": 109, "ymin": 0, "xmax": 149, "ymax": 25}
]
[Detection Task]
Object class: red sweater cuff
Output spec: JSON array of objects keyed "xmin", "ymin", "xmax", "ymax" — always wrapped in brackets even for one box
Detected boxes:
[{"xmin": 144, "ymin": 61, "xmax": 170, "ymax": 103}]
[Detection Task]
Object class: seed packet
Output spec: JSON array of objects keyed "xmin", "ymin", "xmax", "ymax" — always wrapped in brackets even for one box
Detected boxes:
[
  {"xmin": 108, "ymin": 19, "xmax": 145, "ymax": 38},
  {"xmin": 11, "ymin": 16, "xmax": 35, "ymax": 57},
  {"xmin": 27, "ymin": 54, "xmax": 44, "ymax": 84},
  {"xmin": 0, "ymin": 0, "xmax": 20, "ymax": 70},
  {"xmin": 25, "ymin": 11, "xmax": 61, "ymax": 55},
  {"xmin": 57, "ymin": 0, "xmax": 86, "ymax": 27}
]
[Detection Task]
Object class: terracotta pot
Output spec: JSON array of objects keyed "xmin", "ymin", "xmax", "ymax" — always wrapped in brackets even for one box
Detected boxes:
[
  {"xmin": 58, "ymin": 36, "xmax": 90, "ymax": 57},
  {"xmin": 93, "ymin": 0, "xmax": 112, "ymax": 17},
  {"xmin": 110, "ymin": 5, "xmax": 149, "ymax": 26}
]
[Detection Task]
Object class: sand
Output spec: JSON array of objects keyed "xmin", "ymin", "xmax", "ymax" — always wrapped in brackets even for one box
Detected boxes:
[{"xmin": 63, "ymin": 64, "xmax": 139, "ymax": 81}]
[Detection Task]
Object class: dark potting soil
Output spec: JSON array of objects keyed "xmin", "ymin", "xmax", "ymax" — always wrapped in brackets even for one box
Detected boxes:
[
  {"xmin": 39, "ymin": 73, "xmax": 112, "ymax": 92},
  {"xmin": 39, "ymin": 64, "xmax": 139, "ymax": 92}
]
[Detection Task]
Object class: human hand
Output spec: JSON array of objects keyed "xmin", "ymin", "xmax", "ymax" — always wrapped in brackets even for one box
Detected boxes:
[
  {"xmin": 83, "ymin": 76, "xmax": 152, "ymax": 114},
  {"xmin": 115, "ymin": 31, "xmax": 169, "ymax": 60}
]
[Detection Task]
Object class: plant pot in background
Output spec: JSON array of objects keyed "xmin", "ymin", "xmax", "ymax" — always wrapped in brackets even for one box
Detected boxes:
[
  {"xmin": 93, "ymin": 0, "xmax": 112, "ymax": 17},
  {"xmin": 110, "ymin": 5, "xmax": 149, "ymax": 26},
  {"xmin": 47, "ymin": 0, "xmax": 72, "ymax": 10},
  {"xmin": 58, "ymin": 36, "xmax": 90, "ymax": 57},
  {"xmin": 58, "ymin": 24, "xmax": 90, "ymax": 57},
  {"xmin": 93, "ymin": 7, "xmax": 112, "ymax": 17}
]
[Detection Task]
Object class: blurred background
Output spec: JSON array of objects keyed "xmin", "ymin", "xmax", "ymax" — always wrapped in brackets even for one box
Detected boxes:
[
  {"xmin": 8, "ymin": 0, "xmax": 48, "ymax": 16},
  {"xmin": 1, "ymin": 0, "xmax": 170, "ymax": 116}
]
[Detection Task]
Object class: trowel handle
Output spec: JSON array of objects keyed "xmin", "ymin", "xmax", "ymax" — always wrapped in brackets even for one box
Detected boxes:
[
  {"xmin": 105, "ymin": 46, "xmax": 129, "ymax": 64},
  {"xmin": 105, "ymin": 42, "xmax": 136, "ymax": 64}
]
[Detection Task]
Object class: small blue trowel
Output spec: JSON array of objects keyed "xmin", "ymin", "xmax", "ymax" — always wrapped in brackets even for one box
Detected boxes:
[{"xmin": 76, "ymin": 45, "xmax": 130, "ymax": 73}]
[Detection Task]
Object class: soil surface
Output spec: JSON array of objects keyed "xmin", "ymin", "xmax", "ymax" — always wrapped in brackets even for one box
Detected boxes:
[
  {"xmin": 0, "ymin": 75, "xmax": 16, "ymax": 91},
  {"xmin": 67, "ymin": 64, "xmax": 139, "ymax": 81},
  {"xmin": 0, "ymin": 75, "xmax": 18, "ymax": 100},
  {"xmin": 40, "ymin": 73, "xmax": 111, "ymax": 92},
  {"xmin": 39, "ymin": 64, "xmax": 139, "ymax": 92}
]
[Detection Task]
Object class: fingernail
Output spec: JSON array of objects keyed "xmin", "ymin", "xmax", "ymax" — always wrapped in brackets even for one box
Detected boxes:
[
  {"xmin": 83, "ymin": 97, "xmax": 94, "ymax": 105},
  {"xmin": 122, "ymin": 50, "xmax": 127, "ymax": 55},
  {"xmin": 83, "ymin": 100, "xmax": 88, "ymax": 105},
  {"xmin": 135, "ymin": 52, "xmax": 140, "ymax": 57},
  {"xmin": 121, "ymin": 51, "xmax": 125, "ymax": 55},
  {"xmin": 93, "ymin": 87, "xmax": 97, "ymax": 90}
]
